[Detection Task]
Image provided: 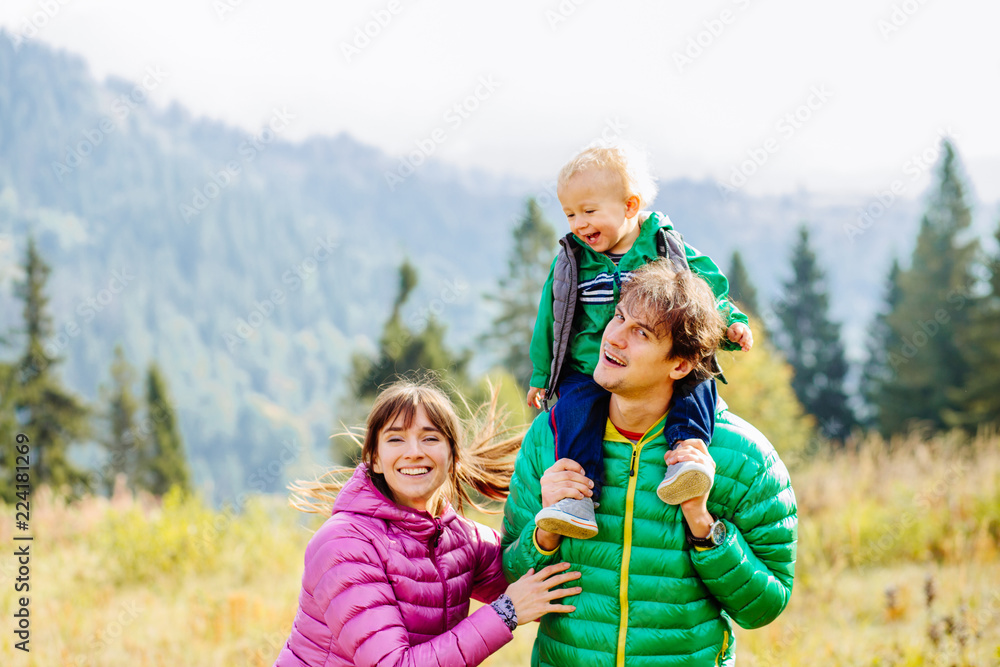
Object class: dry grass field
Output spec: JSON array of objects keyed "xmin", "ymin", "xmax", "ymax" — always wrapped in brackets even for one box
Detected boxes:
[{"xmin": 2, "ymin": 432, "xmax": 998, "ymax": 666}]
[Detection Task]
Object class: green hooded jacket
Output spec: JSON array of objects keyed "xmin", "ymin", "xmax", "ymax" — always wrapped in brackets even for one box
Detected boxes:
[
  {"xmin": 528, "ymin": 212, "xmax": 748, "ymax": 390},
  {"xmin": 501, "ymin": 403, "xmax": 797, "ymax": 666}
]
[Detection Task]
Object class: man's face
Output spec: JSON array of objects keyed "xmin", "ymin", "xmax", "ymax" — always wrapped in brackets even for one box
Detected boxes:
[{"xmin": 593, "ymin": 302, "xmax": 691, "ymax": 398}]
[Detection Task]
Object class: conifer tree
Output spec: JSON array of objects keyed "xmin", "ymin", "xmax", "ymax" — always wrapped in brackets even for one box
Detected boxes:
[
  {"xmin": 775, "ymin": 226, "xmax": 855, "ymax": 441},
  {"xmin": 99, "ymin": 344, "xmax": 142, "ymax": 493},
  {"xmin": 142, "ymin": 363, "xmax": 191, "ymax": 495},
  {"xmin": 873, "ymin": 141, "xmax": 977, "ymax": 433},
  {"xmin": 717, "ymin": 325, "xmax": 815, "ymax": 463},
  {"xmin": 0, "ymin": 353, "xmax": 19, "ymax": 503},
  {"xmin": 860, "ymin": 260, "xmax": 903, "ymax": 432},
  {"xmin": 947, "ymin": 218, "xmax": 1000, "ymax": 429},
  {"xmin": 726, "ymin": 250, "xmax": 760, "ymax": 318},
  {"xmin": 350, "ymin": 259, "xmax": 470, "ymax": 401},
  {"xmin": 12, "ymin": 236, "xmax": 90, "ymax": 493},
  {"xmin": 481, "ymin": 199, "xmax": 557, "ymax": 390}
]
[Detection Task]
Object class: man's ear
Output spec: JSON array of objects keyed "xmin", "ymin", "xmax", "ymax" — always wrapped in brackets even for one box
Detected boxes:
[{"xmin": 667, "ymin": 357, "xmax": 693, "ymax": 381}]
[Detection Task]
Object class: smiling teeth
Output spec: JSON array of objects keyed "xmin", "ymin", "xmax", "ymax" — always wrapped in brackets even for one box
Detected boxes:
[
  {"xmin": 604, "ymin": 349, "xmax": 626, "ymax": 366},
  {"xmin": 399, "ymin": 467, "xmax": 430, "ymax": 476}
]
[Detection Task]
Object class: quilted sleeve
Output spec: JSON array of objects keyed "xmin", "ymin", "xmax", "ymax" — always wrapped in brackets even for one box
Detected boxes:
[
  {"xmin": 310, "ymin": 522, "xmax": 512, "ymax": 666},
  {"xmin": 689, "ymin": 435, "xmax": 797, "ymax": 629},
  {"xmin": 468, "ymin": 522, "xmax": 510, "ymax": 604},
  {"xmin": 501, "ymin": 415, "xmax": 563, "ymax": 582},
  {"xmin": 528, "ymin": 257, "xmax": 558, "ymax": 389}
]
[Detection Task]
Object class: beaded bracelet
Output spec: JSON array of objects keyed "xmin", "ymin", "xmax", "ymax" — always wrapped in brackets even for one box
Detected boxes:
[{"xmin": 490, "ymin": 593, "xmax": 518, "ymax": 631}]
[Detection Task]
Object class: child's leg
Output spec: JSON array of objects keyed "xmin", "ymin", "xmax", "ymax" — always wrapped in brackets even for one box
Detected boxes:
[
  {"xmin": 534, "ymin": 372, "xmax": 609, "ymax": 540},
  {"xmin": 664, "ymin": 377, "xmax": 718, "ymax": 448},
  {"xmin": 549, "ymin": 371, "xmax": 611, "ymax": 498},
  {"xmin": 657, "ymin": 377, "xmax": 718, "ymax": 505}
]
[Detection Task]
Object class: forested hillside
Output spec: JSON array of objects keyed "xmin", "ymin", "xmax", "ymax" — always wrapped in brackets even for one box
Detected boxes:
[{"xmin": 4, "ymin": 29, "xmax": 976, "ymax": 501}]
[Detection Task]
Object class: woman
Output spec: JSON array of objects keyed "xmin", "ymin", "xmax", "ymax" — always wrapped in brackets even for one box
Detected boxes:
[{"xmin": 274, "ymin": 380, "xmax": 581, "ymax": 666}]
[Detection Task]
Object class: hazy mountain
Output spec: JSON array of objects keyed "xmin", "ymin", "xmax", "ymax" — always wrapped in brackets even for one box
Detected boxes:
[{"xmin": 5, "ymin": 30, "xmax": 977, "ymax": 502}]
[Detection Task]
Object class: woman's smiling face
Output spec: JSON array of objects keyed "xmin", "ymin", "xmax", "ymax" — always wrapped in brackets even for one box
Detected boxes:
[{"xmin": 373, "ymin": 404, "xmax": 453, "ymax": 513}]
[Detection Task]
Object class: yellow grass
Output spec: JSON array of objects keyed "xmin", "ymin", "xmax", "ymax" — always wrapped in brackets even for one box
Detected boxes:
[{"xmin": 2, "ymin": 432, "xmax": 998, "ymax": 666}]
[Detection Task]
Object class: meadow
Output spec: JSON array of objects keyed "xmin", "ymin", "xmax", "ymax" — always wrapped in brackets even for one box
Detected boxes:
[{"xmin": 1, "ymin": 432, "xmax": 998, "ymax": 666}]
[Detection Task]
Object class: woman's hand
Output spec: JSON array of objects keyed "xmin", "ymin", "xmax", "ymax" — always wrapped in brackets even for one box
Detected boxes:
[{"xmin": 504, "ymin": 562, "xmax": 581, "ymax": 625}]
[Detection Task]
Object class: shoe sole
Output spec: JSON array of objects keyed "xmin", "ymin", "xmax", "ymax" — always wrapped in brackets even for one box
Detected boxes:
[
  {"xmin": 656, "ymin": 470, "xmax": 712, "ymax": 505},
  {"xmin": 535, "ymin": 510, "xmax": 598, "ymax": 540}
]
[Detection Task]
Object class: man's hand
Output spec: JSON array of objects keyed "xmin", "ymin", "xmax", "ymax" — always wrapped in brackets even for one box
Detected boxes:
[
  {"xmin": 726, "ymin": 322, "xmax": 754, "ymax": 352},
  {"xmin": 665, "ymin": 439, "xmax": 716, "ymax": 538},
  {"xmin": 536, "ymin": 458, "xmax": 594, "ymax": 551},
  {"xmin": 526, "ymin": 386, "xmax": 546, "ymax": 409}
]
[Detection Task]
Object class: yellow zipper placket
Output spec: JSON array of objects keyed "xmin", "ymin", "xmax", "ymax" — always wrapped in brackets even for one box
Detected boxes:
[{"xmin": 615, "ymin": 421, "xmax": 665, "ymax": 666}]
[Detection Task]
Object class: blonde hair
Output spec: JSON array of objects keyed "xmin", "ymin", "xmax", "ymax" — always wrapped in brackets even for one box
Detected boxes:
[
  {"xmin": 289, "ymin": 380, "xmax": 521, "ymax": 516},
  {"xmin": 557, "ymin": 142, "xmax": 658, "ymax": 209},
  {"xmin": 619, "ymin": 261, "xmax": 725, "ymax": 381}
]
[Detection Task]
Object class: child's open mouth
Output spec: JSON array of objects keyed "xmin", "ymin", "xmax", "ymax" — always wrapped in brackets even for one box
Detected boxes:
[{"xmin": 585, "ymin": 232, "xmax": 600, "ymax": 245}]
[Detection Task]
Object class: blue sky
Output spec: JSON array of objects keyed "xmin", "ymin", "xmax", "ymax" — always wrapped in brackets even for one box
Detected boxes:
[{"xmin": 3, "ymin": 0, "xmax": 999, "ymax": 203}]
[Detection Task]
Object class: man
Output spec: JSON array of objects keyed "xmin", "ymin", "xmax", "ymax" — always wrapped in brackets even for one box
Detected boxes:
[{"xmin": 502, "ymin": 261, "xmax": 797, "ymax": 666}]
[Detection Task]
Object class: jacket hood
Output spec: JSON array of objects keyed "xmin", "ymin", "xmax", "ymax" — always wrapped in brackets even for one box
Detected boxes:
[{"xmin": 333, "ymin": 464, "xmax": 457, "ymax": 542}]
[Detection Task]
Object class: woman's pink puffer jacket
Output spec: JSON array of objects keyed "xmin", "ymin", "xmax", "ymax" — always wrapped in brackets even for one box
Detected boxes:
[{"xmin": 274, "ymin": 464, "xmax": 513, "ymax": 666}]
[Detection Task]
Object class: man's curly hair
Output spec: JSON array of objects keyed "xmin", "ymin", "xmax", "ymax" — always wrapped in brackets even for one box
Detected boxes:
[{"xmin": 618, "ymin": 260, "xmax": 725, "ymax": 381}]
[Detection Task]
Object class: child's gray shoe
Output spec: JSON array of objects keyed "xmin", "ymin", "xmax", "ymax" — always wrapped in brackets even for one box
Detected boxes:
[
  {"xmin": 535, "ymin": 496, "xmax": 598, "ymax": 539},
  {"xmin": 656, "ymin": 460, "xmax": 713, "ymax": 505}
]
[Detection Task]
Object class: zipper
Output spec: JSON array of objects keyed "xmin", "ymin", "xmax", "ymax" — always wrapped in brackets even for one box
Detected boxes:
[
  {"xmin": 616, "ymin": 421, "xmax": 665, "ymax": 667},
  {"xmin": 616, "ymin": 439, "xmax": 643, "ymax": 666},
  {"xmin": 715, "ymin": 630, "xmax": 730, "ymax": 665},
  {"xmin": 430, "ymin": 518, "xmax": 447, "ymax": 634}
]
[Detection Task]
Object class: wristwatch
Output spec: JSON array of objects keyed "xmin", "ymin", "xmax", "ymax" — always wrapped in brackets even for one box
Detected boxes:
[{"xmin": 686, "ymin": 514, "xmax": 727, "ymax": 549}]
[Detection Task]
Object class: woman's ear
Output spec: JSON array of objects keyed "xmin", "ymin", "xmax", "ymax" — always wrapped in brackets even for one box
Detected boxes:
[{"xmin": 372, "ymin": 455, "xmax": 383, "ymax": 474}]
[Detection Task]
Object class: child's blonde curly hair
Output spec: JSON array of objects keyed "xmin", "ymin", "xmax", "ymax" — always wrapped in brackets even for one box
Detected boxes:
[{"xmin": 557, "ymin": 142, "xmax": 658, "ymax": 209}]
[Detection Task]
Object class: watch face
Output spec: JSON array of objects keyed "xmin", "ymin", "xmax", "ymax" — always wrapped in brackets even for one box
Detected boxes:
[{"xmin": 711, "ymin": 520, "xmax": 726, "ymax": 545}]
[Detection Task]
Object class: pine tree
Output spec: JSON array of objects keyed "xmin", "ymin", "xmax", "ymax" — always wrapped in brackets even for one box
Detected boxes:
[
  {"xmin": 860, "ymin": 260, "xmax": 903, "ymax": 432},
  {"xmin": 349, "ymin": 259, "xmax": 471, "ymax": 402},
  {"xmin": 0, "ymin": 354, "xmax": 19, "ymax": 503},
  {"xmin": 717, "ymin": 326, "xmax": 815, "ymax": 464},
  {"xmin": 142, "ymin": 363, "xmax": 191, "ymax": 495},
  {"xmin": 726, "ymin": 250, "xmax": 760, "ymax": 318},
  {"xmin": 947, "ymin": 218, "xmax": 1000, "ymax": 429},
  {"xmin": 775, "ymin": 226, "xmax": 855, "ymax": 441},
  {"xmin": 481, "ymin": 199, "xmax": 557, "ymax": 390},
  {"xmin": 12, "ymin": 236, "xmax": 90, "ymax": 493},
  {"xmin": 99, "ymin": 344, "xmax": 142, "ymax": 493},
  {"xmin": 873, "ymin": 141, "xmax": 977, "ymax": 434}
]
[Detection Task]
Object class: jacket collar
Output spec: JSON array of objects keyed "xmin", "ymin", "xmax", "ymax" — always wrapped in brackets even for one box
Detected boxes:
[{"xmin": 333, "ymin": 464, "xmax": 457, "ymax": 542}]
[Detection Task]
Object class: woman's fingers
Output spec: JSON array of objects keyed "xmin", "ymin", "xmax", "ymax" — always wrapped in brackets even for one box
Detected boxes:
[
  {"xmin": 536, "ymin": 569, "xmax": 581, "ymax": 587},
  {"xmin": 532, "ymin": 562, "xmax": 572, "ymax": 578}
]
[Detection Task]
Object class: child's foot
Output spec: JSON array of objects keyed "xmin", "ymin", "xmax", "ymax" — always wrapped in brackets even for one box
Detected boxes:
[
  {"xmin": 535, "ymin": 497, "xmax": 598, "ymax": 539},
  {"xmin": 656, "ymin": 460, "xmax": 714, "ymax": 505}
]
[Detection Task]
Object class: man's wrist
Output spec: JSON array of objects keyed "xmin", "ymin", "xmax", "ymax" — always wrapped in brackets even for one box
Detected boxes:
[{"xmin": 683, "ymin": 506, "xmax": 714, "ymax": 538}]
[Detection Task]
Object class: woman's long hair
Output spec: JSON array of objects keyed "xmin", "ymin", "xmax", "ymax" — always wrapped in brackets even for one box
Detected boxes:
[{"xmin": 289, "ymin": 379, "xmax": 522, "ymax": 516}]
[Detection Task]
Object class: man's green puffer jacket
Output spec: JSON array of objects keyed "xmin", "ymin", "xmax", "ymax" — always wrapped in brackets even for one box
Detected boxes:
[{"xmin": 501, "ymin": 405, "xmax": 797, "ymax": 666}]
